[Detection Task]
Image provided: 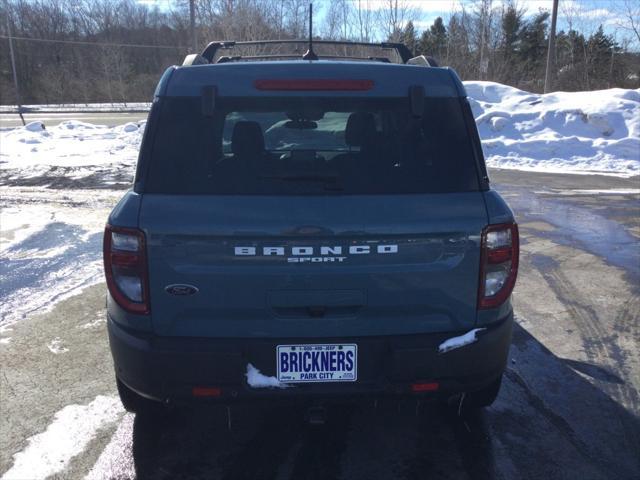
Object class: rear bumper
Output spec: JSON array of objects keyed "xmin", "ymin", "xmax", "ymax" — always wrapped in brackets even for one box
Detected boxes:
[{"xmin": 108, "ymin": 313, "xmax": 513, "ymax": 404}]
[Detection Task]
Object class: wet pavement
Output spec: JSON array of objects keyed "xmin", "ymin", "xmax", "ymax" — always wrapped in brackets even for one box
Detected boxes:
[
  {"xmin": 492, "ymin": 170, "xmax": 640, "ymax": 281},
  {"xmin": 1, "ymin": 168, "xmax": 639, "ymax": 479}
]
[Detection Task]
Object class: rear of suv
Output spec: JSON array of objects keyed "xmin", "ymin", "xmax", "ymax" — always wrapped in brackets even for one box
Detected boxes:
[{"xmin": 104, "ymin": 41, "xmax": 518, "ymax": 413}]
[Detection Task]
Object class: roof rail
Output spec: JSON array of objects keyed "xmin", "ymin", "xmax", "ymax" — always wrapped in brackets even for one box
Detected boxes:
[
  {"xmin": 215, "ymin": 54, "xmax": 392, "ymax": 64},
  {"xmin": 407, "ymin": 55, "xmax": 439, "ymax": 67},
  {"xmin": 197, "ymin": 40, "xmax": 414, "ymax": 65},
  {"xmin": 182, "ymin": 54, "xmax": 208, "ymax": 66}
]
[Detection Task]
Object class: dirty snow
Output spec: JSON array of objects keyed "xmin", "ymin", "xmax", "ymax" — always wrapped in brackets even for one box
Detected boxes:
[
  {"xmin": 0, "ymin": 187, "xmax": 121, "ymax": 328},
  {"xmin": 1, "ymin": 395, "xmax": 123, "ymax": 480},
  {"xmin": 465, "ymin": 82, "xmax": 640, "ymax": 177},
  {"xmin": 246, "ymin": 363, "xmax": 289, "ymax": 389},
  {"xmin": 47, "ymin": 337, "xmax": 69, "ymax": 354},
  {"xmin": 438, "ymin": 328, "xmax": 486, "ymax": 354},
  {"xmin": 84, "ymin": 414, "xmax": 136, "ymax": 480},
  {"xmin": 78, "ymin": 317, "xmax": 107, "ymax": 330}
]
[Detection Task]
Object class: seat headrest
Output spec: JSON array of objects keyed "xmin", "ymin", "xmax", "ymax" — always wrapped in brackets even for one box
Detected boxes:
[
  {"xmin": 231, "ymin": 121, "xmax": 265, "ymax": 157},
  {"xmin": 345, "ymin": 112, "xmax": 376, "ymax": 147}
]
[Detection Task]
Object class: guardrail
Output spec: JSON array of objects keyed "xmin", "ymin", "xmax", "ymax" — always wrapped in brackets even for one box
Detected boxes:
[{"xmin": 0, "ymin": 103, "xmax": 152, "ymax": 114}]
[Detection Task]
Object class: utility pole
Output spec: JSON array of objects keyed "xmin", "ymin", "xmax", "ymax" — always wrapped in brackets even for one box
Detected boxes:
[
  {"xmin": 479, "ymin": 14, "xmax": 487, "ymax": 80},
  {"xmin": 6, "ymin": 13, "xmax": 25, "ymax": 126},
  {"xmin": 189, "ymin": 0, "xmax": 196, "ymax": 52},
  {"xmin": 544, "ymin": 0, "xmax": 559, "ymax": 93}
]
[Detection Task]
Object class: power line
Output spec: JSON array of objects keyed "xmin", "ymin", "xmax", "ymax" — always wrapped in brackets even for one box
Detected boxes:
[{"xmin": 0, "ymin": 35, "xmax": 187, "ymax": 50}]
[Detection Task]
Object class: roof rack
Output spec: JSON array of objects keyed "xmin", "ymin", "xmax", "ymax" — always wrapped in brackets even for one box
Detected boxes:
[
  {"xmin": 195, "ymin": 40, "xmax": 415, "ymax": 65},
  {"xmin": 215, "ymin": 54, "xmax": 392, "ymax": 64}
]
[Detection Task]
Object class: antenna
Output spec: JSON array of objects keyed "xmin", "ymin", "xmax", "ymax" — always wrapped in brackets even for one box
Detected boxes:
[{"xmin": 302, "ymin": 3, "xmax": 318, "ymax": 61}]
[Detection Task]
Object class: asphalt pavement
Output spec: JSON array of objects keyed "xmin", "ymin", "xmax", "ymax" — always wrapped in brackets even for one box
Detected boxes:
[{"xmin": 0, "ymin": 167, "xmax": 639, "ymax": 480}]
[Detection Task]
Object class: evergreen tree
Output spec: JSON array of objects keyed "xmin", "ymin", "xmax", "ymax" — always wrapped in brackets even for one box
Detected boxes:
[
  {"xmin": 418, "ymin": 17, "xmax": 447, "ymax": 61},
  {"xmin": 555, "ymin": 29, "xmax": 587, "ymax": 89},
  {"xmin": 501, "ymin": 4, "xmax": 522, "ymax": 58},
  {"xmin": 586, "ymin": 25, "xmax": 620, "ymax": 88},
  {"xmin": 517, "ymin": 11, "xmax": 549, "ymax": 86},
  {"xmin": 499, "ymin": 3, "xmax": 523, "ymax": 83},
  {"xmin": 401, "ymin": 21, "xmax": 418, "ymax": 56}
]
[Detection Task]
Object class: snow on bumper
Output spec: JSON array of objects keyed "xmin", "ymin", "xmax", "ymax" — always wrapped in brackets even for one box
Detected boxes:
[
  {"xmin": 438, "ymin": 328, "xmax": 486, "ymax": 354},
  {"xmin": 246, "ymin": 363, "xmax": 289, "ymax": 389}
]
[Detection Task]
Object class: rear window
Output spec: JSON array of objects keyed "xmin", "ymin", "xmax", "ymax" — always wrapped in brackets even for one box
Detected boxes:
[{"xmin": 144, "ymin": 96, "xmax": 479, "ymax": 195}]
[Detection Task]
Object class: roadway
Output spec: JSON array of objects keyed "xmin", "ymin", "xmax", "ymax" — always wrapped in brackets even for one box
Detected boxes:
[{"xmin": 0, "ymin": 112, "xmax": 148, "ymax": 129}]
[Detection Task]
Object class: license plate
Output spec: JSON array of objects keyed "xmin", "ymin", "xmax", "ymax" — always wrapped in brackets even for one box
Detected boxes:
[{"xmin": 277, "ymin": 344, "xmax": 358, "ymax": 383}]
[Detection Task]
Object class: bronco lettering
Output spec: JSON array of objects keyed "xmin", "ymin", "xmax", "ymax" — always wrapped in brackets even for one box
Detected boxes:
[{"xmin": 234, "ymin": 245, "xmax": 398, "ymax": 256}]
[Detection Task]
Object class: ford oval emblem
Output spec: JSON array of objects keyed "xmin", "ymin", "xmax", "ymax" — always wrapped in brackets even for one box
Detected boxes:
[{"xmin": 165, "ymin": 284, "xmax": 199, "ymax": 296}]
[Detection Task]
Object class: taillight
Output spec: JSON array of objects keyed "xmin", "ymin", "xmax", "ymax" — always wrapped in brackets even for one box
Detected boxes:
[
  {"xmin": 478, "ymin": 223, "xmax": 519, "ymax": 309},
  {"xmin": 103, "ymin": 225, "xmax": 150, "ymax": 315},
  {"xmin": 254, "ymin": 79, "xmax": 374, "ymax": 91}
]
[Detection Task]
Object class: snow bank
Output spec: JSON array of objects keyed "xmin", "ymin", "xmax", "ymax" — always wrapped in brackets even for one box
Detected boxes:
[
  {"xmin": 465, "ymin": 81, "xmax": 640, "ymax": 177},
  {"xmin": 0, "ymin": 119, "xmax": 144, "ymax": 173}
]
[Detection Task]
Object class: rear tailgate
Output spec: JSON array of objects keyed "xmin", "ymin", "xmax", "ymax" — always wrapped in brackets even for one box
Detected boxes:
[{"xmin": 140, "ymin": 193, "xmax": 487, "ymax": 338}]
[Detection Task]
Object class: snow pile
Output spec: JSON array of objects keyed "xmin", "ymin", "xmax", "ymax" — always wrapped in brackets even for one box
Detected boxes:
[
  {"xmin": 0, "ymin": 119, "xmax": 144, "ymax": 185},
  {"xmin": 465, "ymin": 81, "xmax": 640, "ymax": 177},
  {"xmin": 24, "ymin": 121, "xmax": 46, "ymax": 132}
]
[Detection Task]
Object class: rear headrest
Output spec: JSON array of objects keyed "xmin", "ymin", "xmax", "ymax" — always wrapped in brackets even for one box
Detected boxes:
[
  {"xmin": 231, "ymin": 121, "xmax": 265, "ymax": 157},
  {"xmin": 345, "ymin": 112, "xmax": 376, "ymax": 147}
]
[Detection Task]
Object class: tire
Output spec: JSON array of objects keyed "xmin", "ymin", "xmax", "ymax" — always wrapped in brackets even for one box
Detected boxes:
[
  {"xmin": 464, "ymin": 374, "xmax": 503, "ymax": 408},
  {"xmin": 116, "ymin": 377, "xmax": 165, "ymax": 415}
]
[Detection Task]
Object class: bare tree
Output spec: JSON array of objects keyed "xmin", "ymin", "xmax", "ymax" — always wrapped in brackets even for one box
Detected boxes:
[
  {"xmin": 322, "ymin": 0, "xmax": 353, "ymax": 40},
  {"xmin": 355, "ymin": 0, "xmax": 375, "ymax": 41},
  {"xmin": 377, "ymin": 0, "xmax": 420, "ymax": 41},
  {"xmin": 614, "ymin": 0, "xmax": 640, "ymax": 45}
]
